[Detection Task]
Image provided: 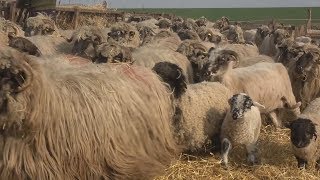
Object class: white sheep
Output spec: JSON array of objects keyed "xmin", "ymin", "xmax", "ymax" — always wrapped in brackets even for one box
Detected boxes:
[
  {"xmin": 220, "ymin": 93, "xmax": 265, "ymax": 166},
  {"xmin": 289, "ymin": 97, "xmax": 320, "ymax": 170},
  {"xmin": 206, "ymin": 61, "xmax": 301, "ymax": 128}
]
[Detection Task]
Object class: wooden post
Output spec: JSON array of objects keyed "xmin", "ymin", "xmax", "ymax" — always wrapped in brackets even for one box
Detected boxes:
[
  {"xmin": 73, "ymin": 6, "xmax": 80, "ymax": 29},
  {"xmin": 9, "ymin": 1, "xmax": 17, "ymax": 21},
  {"xmin": 306, "ymin": 8, "xmax": 312, "ymax": 30}
]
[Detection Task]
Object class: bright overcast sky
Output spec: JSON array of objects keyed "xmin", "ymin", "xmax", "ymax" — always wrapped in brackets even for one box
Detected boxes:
[{"xmin": 59, "ymin": 0, "xmax": 320, "ymax": 8}]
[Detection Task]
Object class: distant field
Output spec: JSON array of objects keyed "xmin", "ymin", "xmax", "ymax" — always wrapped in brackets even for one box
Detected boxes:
[{"xmin": 119, "ymin": 7, "xmax": 320, "ymax": 25}]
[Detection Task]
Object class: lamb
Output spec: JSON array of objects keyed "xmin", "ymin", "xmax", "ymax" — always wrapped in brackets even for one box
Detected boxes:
[
  {"xmin": 0, "ymin": 47, "xmax": 179, "ymax": 179},
  {"xmin": 289, "ymin": 97, "xmax": 320, "ymax": 170},
  {"xmin": 203, "ymin": 61, "xmax": 301, "ymax": 128},
  {"xmin": 24, "ymin": 13, "xmax": 59, "ymax": 36},
  {"xmin": 153, "ymin": 62, "xmax": 231, "ymax": 152},
  {"xmin": 108, "ymin": 22, "xmax": 140, "ymax": 48},
  {"xmin": 220, "ymin": 93, "xmax": 265, "ymax": 166}
]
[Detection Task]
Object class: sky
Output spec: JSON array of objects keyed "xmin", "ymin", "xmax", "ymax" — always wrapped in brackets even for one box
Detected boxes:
[{"xmin": 59, "ymin": 0, "xmax": 320, "ymax": 8}]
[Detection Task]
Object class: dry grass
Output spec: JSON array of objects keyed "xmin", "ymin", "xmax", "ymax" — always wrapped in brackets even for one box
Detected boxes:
[{"xmin": 156, "ymin": 125, "xmax": 320, "ymax": 180}]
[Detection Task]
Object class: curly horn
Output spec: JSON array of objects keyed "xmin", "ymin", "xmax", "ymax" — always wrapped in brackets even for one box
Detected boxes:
[{"xmin": 176, "ymin": 69, "xmax": 182, "ymax": 79}]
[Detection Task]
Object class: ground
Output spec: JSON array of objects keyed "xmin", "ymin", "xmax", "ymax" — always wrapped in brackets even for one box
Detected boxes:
[{"xmin": 156, "ymin": 125, "xmax": 320, "ymax": 180}]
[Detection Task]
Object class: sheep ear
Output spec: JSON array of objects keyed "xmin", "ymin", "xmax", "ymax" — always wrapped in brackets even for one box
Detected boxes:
[{"xmin": 253, "ymin": 101, "xmax": 265, "ymax": 109}]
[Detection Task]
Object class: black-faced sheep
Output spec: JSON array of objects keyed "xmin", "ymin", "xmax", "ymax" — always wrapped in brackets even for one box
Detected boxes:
[
  {"xmin": 221, "ymin": 93, "xmax": 265, "ymax": 166},
  {"xmin": 289, "ymin": 97, "xmax": 320, "ymax": 170}
]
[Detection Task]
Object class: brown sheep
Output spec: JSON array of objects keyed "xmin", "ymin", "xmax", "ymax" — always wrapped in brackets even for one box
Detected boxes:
[
  {"xmin": 0, "ymin": 47, "xmax": 179, "ymax": 179},
  {"xmin": 222, "ymin": 25, "xmax": 245, "ymax": 44},
  {"xmin": 213, "ymin": 16, "xmax": 230, "ymax": 31}
]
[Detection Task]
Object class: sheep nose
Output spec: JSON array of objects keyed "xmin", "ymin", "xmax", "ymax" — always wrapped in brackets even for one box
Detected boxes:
[{"xmin": 232, "ymin": 109, "xmax": 241, "ymax": 120}]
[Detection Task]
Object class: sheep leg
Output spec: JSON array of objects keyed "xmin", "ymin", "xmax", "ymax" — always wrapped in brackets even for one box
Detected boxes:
[
  {"xmin": 268, "ymin": 111, "xmax": 282, "ymax": 128},
  {"xmin": 221, "ymin": 138, "xmax": 231, "ymax": 167},
  {"xmin": 316, "ymin": 159, "xmax": 320, "ymax": 170},
  {"xmin": 246, "ymin": 143, "xmax": 259, "ymax": 165},
  {"xmin": 295, "ymin": 156, "xmax": 307, "ymax": 169}
]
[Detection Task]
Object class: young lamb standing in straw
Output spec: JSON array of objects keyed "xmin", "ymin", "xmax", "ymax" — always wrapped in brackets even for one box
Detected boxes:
[
  {"xmin": 289, "ymin": 97, "xmax": 320, "ymax": 170},
  {"xmin": 221, "ymin": 93, "xmax": 265, "ymax": 167},
  {"xmin": 0, "ymin": 47, "xmax": 179, "ymax": 179},
  {"xmin": 202, "ymin": 60, "xmax": 301, "ymax": 128}
]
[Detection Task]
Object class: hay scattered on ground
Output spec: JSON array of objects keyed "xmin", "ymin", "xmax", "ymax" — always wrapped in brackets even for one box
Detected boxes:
[{"xmin": 156, "ymin": 125, "xmax": 320, "ymax": 180}]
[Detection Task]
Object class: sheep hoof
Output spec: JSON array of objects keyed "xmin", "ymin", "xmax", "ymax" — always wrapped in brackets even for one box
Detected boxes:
[{"xmin": 220, "ymin": 161, "xmax": 229, "ymax": 169}]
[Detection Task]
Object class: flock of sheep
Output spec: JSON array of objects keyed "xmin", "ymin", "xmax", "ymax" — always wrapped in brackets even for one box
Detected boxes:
[{"xmin": 1, "ymin": 12, "xmax": 320, "ymax": 179}]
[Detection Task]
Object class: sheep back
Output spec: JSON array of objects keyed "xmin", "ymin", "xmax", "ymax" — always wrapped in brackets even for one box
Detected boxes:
[
  {"xmin": 220, "ymin": 62, "xmax": 297, "ymax": 113},
  {"xmin": 175, "ymin": 82, "xmax": 231, "ymax": 152}
]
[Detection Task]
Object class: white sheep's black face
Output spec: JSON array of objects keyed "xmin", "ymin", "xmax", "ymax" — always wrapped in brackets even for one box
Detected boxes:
[
  {"xmin": 290, "ymin": 118, "xmax": 317, "ymax": 148},
  {"xmin": 228, "ymin": 93, "xmax": 253, "ymax": 120}
]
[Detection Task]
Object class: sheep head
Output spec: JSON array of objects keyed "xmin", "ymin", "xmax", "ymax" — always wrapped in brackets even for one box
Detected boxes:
[
  {"xmin": 138, "ymin": 26, "xmax": 156, "ymax": 42},
  {"xmin": 25, "ymin": 13, "xmax": 56, "ymax": 36},
  {"xmin": 94, "ymin": 42, "xmax": 133, "ymax": 64},
  {"xmin": 177, "ymin": 30, "xmax": 200, "ymax": 41},
  {"xmin": 156, "ymin": 18, "xmax": 172, "ymax": 29},
  {"xmin": 0, "ymin": 48, "xmax": 34, "ymax": 134},
  {"xmin": 70, "ymin": 26, "xmax": 105, "ymax": 59},
  {"xmin": 225, "ymin": 25, "xmax": 245, "ymax": 44},
  {"xmin": 272, "ymin": 29, "xmax": 291, "ymax": 45},
  {"xmin": 295, "ymin": 49, "xmax": 320, "ymax": 81},
  {"xmin": 289, "ymin": 118, "xmax": 317, "ymax": 148},
  {"xmin": 213, "ymin": 16, "xmax": 230, "ymax": 31},
  {"xmin": 195, "ymin": 16, "xmax": 207, "ymax": 27},
  {"xmin": 198, "ymin": 49, "xmax": 239, "ymax": 81},
  {"xmin": 228, "ymin": 93, "xmax": 265, "ymax": 120},
  {"xmin": 197, "ymin": 27, "xmax": 222, "ymax": 43},
  {"xmin": 108, "ymin": 23, "xmax": 139, "ymax": 47},
  {"xmin": 277, "ymin": 39, "xmax": 305, "ymax": 65},
  {"xmin": 255, "ymin": 25, "xmax": 270, "ymax": 45}
]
